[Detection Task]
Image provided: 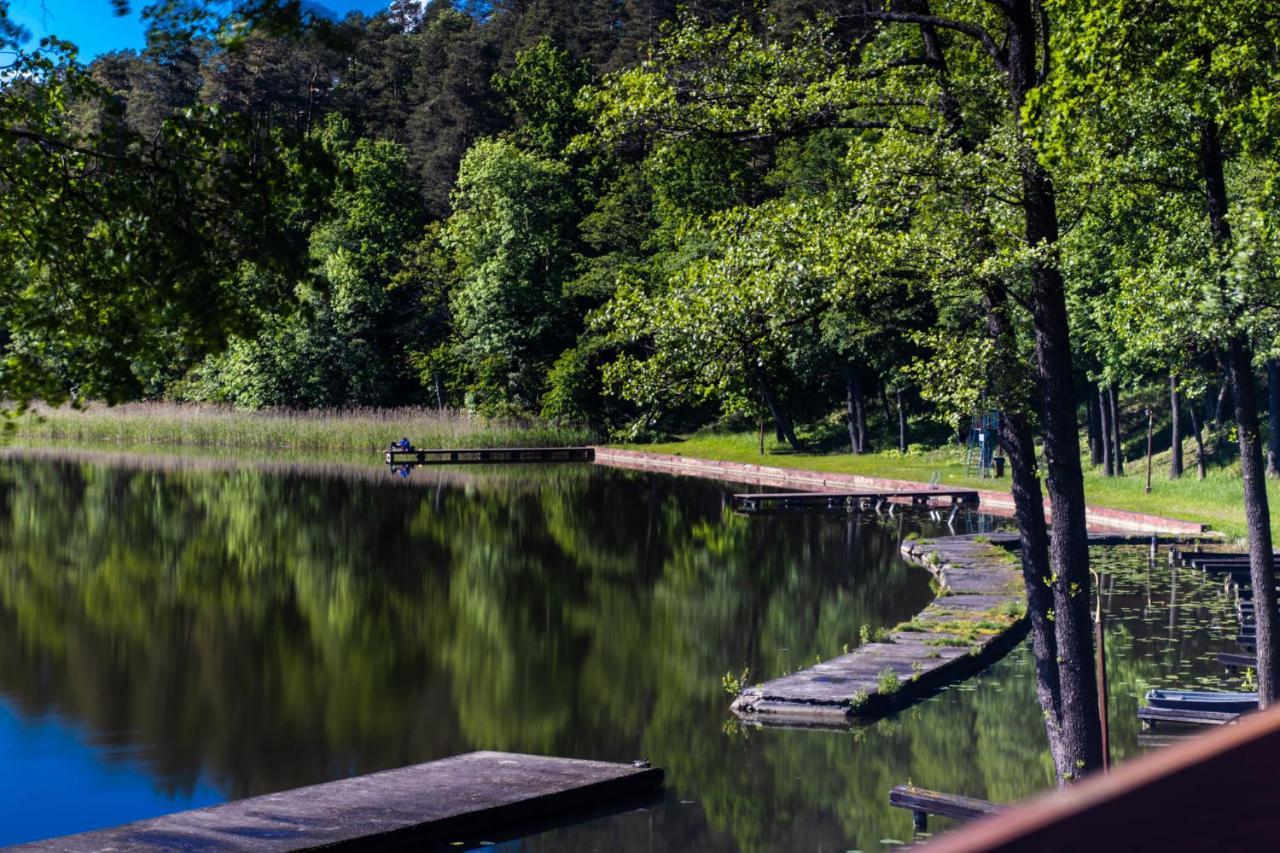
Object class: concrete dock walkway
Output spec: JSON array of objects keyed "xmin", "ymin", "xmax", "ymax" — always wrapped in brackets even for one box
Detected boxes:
[{"xmin": 14, "ymin": 751, "xmax": 663, "ymax": 852}]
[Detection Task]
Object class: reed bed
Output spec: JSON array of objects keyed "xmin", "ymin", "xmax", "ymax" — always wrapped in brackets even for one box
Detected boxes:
[{"xmin": 13, "ymin": 403, "xmax": 594, "ymax": 453}]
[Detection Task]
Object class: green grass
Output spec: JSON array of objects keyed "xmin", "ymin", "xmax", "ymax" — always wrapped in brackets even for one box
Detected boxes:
[
  {"xmin": 12, "ymin": 403, "xmax": 593, "ymax": 454},
  {"xmin": 621, "ymin": 431, "xmax": 1270, "ymax": 542}
]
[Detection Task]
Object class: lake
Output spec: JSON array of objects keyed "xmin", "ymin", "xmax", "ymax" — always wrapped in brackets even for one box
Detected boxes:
[{"xmin": 0, "ymin": 451, "xmax": 1247, "ymax": 850}]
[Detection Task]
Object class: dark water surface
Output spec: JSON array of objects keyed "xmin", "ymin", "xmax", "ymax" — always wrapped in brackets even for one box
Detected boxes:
[{"xmin": 0, "ymin": 452, "xmax": 1247, "ymax": 850}]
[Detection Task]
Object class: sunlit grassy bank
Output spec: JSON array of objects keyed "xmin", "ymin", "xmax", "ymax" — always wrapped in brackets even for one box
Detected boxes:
[
  {"xmin": 12, "ymin": 403, "xmax": 593, "ymax": 454},
  {"xmin": 625, "ymin": 432, "xmax": 1269, "ymax": 542}
]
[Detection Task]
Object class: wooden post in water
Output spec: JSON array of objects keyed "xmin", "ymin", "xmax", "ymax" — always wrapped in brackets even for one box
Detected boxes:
[
  {"xmin": 1145, "ymin": 407, "xmax": 1155, "ymax": 494},
  {"xmin": 1093, "ymin": 570, "xmax": 1112, "ymax": 772}
]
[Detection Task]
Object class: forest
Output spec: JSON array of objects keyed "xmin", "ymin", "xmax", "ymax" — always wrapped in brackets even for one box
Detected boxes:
[{"xmin": 4, "ymin": 0, "xmax": 1280, "ymax": 786}]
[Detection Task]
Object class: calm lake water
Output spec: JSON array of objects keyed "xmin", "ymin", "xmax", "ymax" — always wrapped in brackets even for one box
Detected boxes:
[{"xmin": 0, "ymin": 451, "xmax": 1248, "ymax": 850}]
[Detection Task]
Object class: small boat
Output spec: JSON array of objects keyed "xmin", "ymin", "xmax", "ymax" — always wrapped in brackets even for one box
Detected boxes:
[{"xmin": 1145, "ymin": 689, "xmax": 1258, "ymax": 714}]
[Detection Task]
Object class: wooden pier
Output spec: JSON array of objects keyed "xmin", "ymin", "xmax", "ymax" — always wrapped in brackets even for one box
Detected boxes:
[
  {"xmin": 15, "ymin": 751, "xmax": 663, "ymax": 852},
  {"xmin": 889, "ymin": 785, "xmax": 1005, "ymax": 834},
  {"xmin": 385, "ymin": 446, "xmax": 594, "ymax": 466},
  {"xmin": 732, "ymin": 488, "xmax": 979, "ymax": 514},
  {"xmin": 732, "ymin": 533, "xmax": 1027, "ymax": 726}
]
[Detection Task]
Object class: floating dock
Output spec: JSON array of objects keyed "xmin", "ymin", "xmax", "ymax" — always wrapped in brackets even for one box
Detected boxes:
[
  {"xmin": 385, "ymin": 447, "xmax": 594, "ymax": 466},
  {"xmin": 732, "ymin": 488, "xmax": 978, "ymax": 514},
  {"xmin": 732, "ymin": 533, "xmax": 1027, "ymax": 727},
  {"xmin": 15, "ymin": 751, "xmax": 663, "ymax": 852}
]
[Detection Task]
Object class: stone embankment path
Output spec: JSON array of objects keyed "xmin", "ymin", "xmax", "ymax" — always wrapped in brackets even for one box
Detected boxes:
[{"xmin": 732, "ymin": 532, "xmax": 1026, "ymax": 727}]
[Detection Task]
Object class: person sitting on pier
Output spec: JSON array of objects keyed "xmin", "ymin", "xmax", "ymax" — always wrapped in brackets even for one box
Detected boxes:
[{"xmin": 393, "ymin": 437, "xmax": 412, "ymax": 451}]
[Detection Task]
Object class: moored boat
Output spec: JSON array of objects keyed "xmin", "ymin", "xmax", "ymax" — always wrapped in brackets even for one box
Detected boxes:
[{"xmin": 1145, "ymin": 689, "xmax": 1258, "ymax": 714}]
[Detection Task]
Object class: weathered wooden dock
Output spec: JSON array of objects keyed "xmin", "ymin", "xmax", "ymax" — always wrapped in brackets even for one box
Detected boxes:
[
  {"xmin": 732, "ymin": 488, "xmax": 979, "ymax": 514},
  {"xmin": 385, "ymin": 447, "xmax": 595, "ymax": 466},
  {"xmin": 889, "ymin": 784, "xmax": 1005, "ymax": 834},
  {"xmin": 732, "ymin": 533, "xmax": 1026, "ymax": 726},
  {"xmin": 14, "ymin": 751, "xmax": 663, "ymax": 852}
]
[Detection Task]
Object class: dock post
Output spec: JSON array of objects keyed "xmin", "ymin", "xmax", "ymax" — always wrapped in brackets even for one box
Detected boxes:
[{"xmin": 912, "ymin": 809, "xmax": 928, "ymax": 834}]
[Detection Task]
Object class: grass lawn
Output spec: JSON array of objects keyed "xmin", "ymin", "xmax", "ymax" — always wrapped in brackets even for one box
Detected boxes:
[{"xmin": 623, "ymin": 432, "xmax": 1271, "ymax": 543}]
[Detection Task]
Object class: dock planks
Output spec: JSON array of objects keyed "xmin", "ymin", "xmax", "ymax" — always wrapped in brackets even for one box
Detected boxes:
[
  {"xmin": 732, "ymin": 489, "xmax": 978, "ymax": 514},
  {"xmin": 14, "ymin": 751, "xmax": 663, "ymax": 852},
  {"xmin": 385, "ymin": 447, "xmax": 594, "ymax": 466},
  {"xmin": 732, "ymin": 533, "xmax": 1027, "ymax": 726}
]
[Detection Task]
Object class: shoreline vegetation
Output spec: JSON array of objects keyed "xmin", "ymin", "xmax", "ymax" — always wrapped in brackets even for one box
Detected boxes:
[
  {"xmin": 6, "ymin": 403, "xmax": 1264, "ymax": 541},
  {"xmin": 10, "ymin": 403, "xmax": 593, "ymax": 454}
]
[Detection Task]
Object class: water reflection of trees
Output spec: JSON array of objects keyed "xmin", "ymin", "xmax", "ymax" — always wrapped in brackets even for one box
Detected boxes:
[{"xmin": 0, "ymin": 458, "xmax": 1250, "ymax": 850}]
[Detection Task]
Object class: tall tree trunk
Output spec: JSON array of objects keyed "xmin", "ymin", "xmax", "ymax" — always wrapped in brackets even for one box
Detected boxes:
[
  {"xmin": 1098, "ymin": 386, "xmax": 1113, "ymax": 477},
  {"xmin": 1188, "ymin": 401, "xmax": 1207, "ymax": 480},
  {"xmin": 897, "ymin": 389, "xmax": 908, "ymax": 453},
  {"xmin": 1200, "ymin": 109, "xmax": 1278, "ymax": 704},
  {"xmin": 1086, "ymin": 380, "xmax": 1103, "ymax": 467},
  {"xmin": 1230, "ymin": 340, "xmax": 1279, "ymax": 706},
  {"xmin": 1170, "ymin": 374, "xmax": 1183, "ymax": 478},
  {"xmin": 845, "ymin": 368, "xmax": 860, "ymax": 455},
  {"xmin": 847, "ymin": 365, "xmax": 868, "ymax": 454},
  {"xmin": 758, "ymin": 376, "xmax": 803, "ymax": 453},
  {"xmin": 1214, "ymin": 371, "xmax": 1231, "ymax": 433},
  {"xmin": 433, "ymin": 372, "xmax": 445, "ymax": 410},
  {"xmin": 915, "ymin": 0, "xmax": 1087, "ymax": 780},
  {"xmin": 1008, "ymin": 2, "xmax": 1102, "ymax": 777},
  {"xmin": 1109, "ymin": 387, "xmax": 1125, "ymax": 475},
  {"xmin": 1267, "ymin": 359, "xmax": 1280, "ymax": 478}
]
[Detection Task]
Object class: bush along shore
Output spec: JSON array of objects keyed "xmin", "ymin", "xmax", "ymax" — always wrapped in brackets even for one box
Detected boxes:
[{"xmin": 10, "ymin": 403, "xmax": 593, "ymax": 455}]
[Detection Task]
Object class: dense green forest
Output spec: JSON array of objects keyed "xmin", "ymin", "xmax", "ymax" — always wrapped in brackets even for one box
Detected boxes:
[{"xmin": 6, "ymin": 0, "xmax": 1280, "ymax": 784}]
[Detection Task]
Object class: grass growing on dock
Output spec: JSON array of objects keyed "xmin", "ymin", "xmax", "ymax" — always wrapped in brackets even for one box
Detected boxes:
[
  {"xmin": 623, "ymin": 431, "xmax": 1276, "ymax": 541},
  {"xmin": 13, "ymin": 403, "xmax": 593, "ymax": 454}
]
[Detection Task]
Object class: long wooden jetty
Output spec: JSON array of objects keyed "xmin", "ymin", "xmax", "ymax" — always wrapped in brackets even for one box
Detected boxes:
[
  {"xmin": 15, "ymin": 751, "xmax": 663, "ymax": 852},
  {"xmin": 385, "ymin": 446, "xmax": 594, "ymax": 466},
  {"xmin": 732, "ymin": 488, "xmax": 979, "ymax": 514}
]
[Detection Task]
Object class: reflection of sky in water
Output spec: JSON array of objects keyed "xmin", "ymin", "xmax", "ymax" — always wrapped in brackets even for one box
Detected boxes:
[
  {"xmin": 0, "ymin": 701, "xmax": 222, "ymax": 844},
  {"xmin": 0, "ymin": 451, "xmax": 1250, "ymax": 851}
]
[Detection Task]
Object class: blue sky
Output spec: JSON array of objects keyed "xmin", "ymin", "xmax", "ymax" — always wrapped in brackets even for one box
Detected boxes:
[{"xmin": 7, "ymin": 1, "xmax": 391, "ymax": 59}]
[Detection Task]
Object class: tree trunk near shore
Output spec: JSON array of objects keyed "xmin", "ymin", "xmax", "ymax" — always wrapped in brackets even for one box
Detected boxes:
[
  {"xmin": 1087, "ymin": 381, "xmax": 1103, "ymax": 467},
  {"xmin": 1170, "ymin": 374, "xmax": 1183, "ymax": 479},
  {"xmin": 1230, "ymin": 339, "xmax": 1279, "ymax": 705},
  {"xmin": 1214, "ymin": 371, "xmax": 1231, "ymax": 433},
  {"xmin": 757, "ymin": 375, "xmax": 802, "ymax": 453},
  {"xmin": 1188, "ymin": 401, "xmax": 1207, "ymax": 480},
  {"xmin": 897, "ymin": 389, "xmax": 907, "ymax": 453},
  {"xmin": 1199, "ymin": 108, "xmax": 1278, "ymax": 705},
  {"xmin": 1109, "ymin": 387, "xmax": 1125, "ymax": 475},
  {"xmin": 909, "ymin": 0, "xmax": 1098, "ymax": 780},
  {"xmin": 1267, "ymin": 359, "xmax": 1280, "ymax": 478},
  {"xmin": 1008, "ymin": 3, "xmax": 1102, "ymax": 779},
  {"xmin": 846, "ymin": 365, "xmax": 868, "ymax": 454},
  {"xmin": 1099, "ymin": 386, "xmax": 1113, "ymax": 477}
]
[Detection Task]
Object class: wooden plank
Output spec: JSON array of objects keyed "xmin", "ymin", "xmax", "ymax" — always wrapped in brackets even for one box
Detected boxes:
[
  {"xmin": 384, "ymin": 447, "xmax": 595, "ymax": 466},
  {"xmin": 1139, "ymin": 705, "xmax": 1241, "ymax": 727},
  {"xmin": 14, "ymin": 752, "xmax": 663, "ymax": 852},
  {"xmin": 889, "ymin": 785, "xmax": 1005, "ymax": 821},
  {"xmin": 1219, "ymin": 651, "xmax": 1256, "ymax": 668}
]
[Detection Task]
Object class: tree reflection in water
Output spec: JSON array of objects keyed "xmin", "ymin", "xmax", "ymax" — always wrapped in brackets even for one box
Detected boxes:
[{"xmin": 0, "ymin": 453, "xmax": 1246, "ymax": 850}]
